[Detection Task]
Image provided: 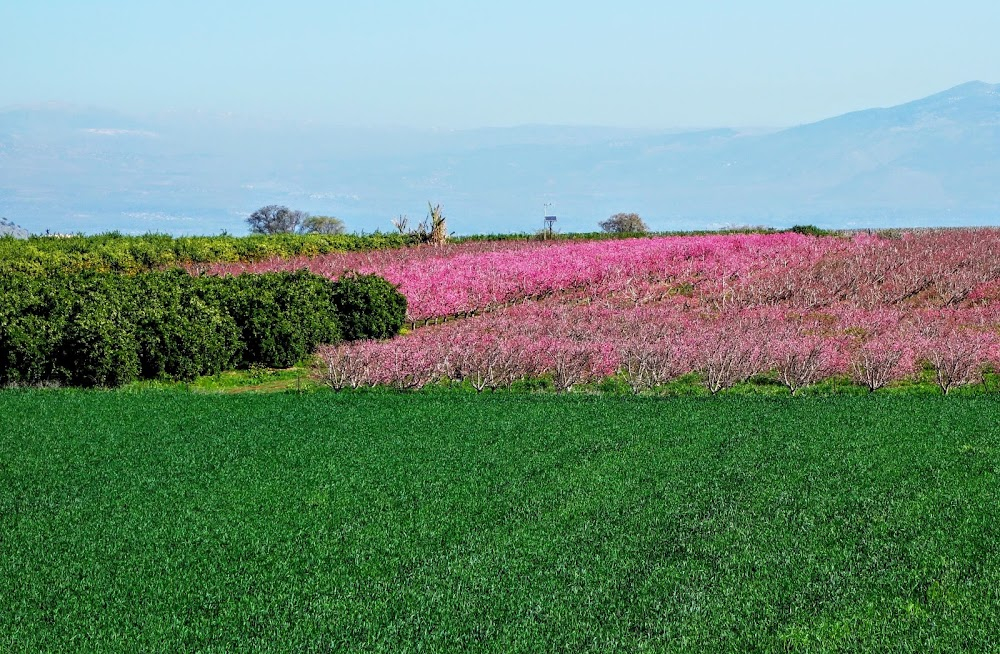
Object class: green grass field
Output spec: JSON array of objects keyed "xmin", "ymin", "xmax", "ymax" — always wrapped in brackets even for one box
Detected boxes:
[{"xmin": 2, "ymin": 391, "xmax": 1000, "ymax": 652}]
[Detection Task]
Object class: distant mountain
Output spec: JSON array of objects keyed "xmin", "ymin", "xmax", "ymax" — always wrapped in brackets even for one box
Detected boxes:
[
  {"xmin": 0, "ymin": 217, "xmax": 28, "ymax": 239},
  {"xmin": 1, "ymin": 82, "xmax": 998, "ymax": 235}
]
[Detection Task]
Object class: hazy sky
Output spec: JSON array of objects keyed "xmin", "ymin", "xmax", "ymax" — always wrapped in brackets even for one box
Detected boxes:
[{"xmin": 2, "ymin": 0, "xmax": 999, "ymax": 128}]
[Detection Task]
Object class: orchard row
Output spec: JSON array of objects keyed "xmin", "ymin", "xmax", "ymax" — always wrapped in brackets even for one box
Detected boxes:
[
  {"xmin": 315, "ymin": 301, "xmax": 1000, "ymax": 394},
  {"xmin": 213, "ymin": 229, "xmax": 1000, "ymax": 322}
]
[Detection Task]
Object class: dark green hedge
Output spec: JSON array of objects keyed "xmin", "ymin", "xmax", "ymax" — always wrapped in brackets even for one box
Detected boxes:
[
  {"xmin": 332, "ymin": 273, "xmax": 408, "ymax": 341},
  {"xmin": 0, "ymin": 270, "xmax": 406, "ymax": 387}
]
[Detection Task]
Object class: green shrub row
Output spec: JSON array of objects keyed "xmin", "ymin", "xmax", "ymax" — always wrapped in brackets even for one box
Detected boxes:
[
  {"xmin": 452, "ymin": 225, "xmax": 837, "ymax": 243},
  {"xmin": 0, "ymin": 227, "xmax": 842, "ymax": 275},
  {"xmin": 0, "ymin": 270, "xmax": 405, "ymax": 387},
  {"xmin": 0, "ymin": 231, "xmax": 412, "ymax": 274}
]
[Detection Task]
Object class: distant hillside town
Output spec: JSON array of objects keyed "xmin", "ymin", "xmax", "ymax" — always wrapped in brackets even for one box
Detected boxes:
[{"xmin": 0, "ymin": 217, "xmax": 28, "ymax": 239}]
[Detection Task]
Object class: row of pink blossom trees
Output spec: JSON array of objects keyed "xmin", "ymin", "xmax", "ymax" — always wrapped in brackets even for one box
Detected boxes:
[
  {"xmin": 314, "ymin": 301, "xmax": 1000, "ymax": 394},
  {"xmin": 202, "ymin": 227, "xmax": 1000, "ymax": 394},
  {"xmin": 209, "ymin": 230, "xmax": 1000, "ymax": 322}
]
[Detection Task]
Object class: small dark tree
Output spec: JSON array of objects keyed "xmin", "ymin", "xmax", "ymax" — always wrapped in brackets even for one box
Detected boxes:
[
  {"xmin": 246, "ymin": 205, "xmax": 307, "ymax": 235},
  {"xmin": 300, "ymin": 215, "xmax": 346, "ymax": 235},
  {"xmin": 600, "ymin": 213, "xmax": 648, "ymax": 234}
]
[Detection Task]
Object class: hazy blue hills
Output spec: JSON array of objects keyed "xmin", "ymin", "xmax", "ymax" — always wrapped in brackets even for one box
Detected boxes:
[{"xmin": 1, "ymin": 82, "xmax": 998, "ymax": 235}]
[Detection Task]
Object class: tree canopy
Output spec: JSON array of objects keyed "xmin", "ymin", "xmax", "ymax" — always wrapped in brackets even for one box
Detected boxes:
[
  {"xmin": 300, "ymin": 216, "xmax": 346, "ymax": 235},
  {"xmin": 246, "ymin": 205, "xmax": 308, "ymax": 235},
  {"xmin": 599, "ymin": 213, "xmax": 648, "ymax": 234}
]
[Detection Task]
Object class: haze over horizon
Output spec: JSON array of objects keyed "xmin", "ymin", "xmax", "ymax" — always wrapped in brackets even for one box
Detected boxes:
[
  {"xmin": 2, "ymin": 1, "xmax": 1000, "ymax": 235},
  {"xmin": 3, "ymin": 1, "xmax": 1000, "ymax": 130}
]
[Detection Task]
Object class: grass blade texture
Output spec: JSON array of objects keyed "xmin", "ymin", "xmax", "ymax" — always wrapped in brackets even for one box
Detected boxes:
[{"xmin": 2, "ymin": 391, "xmax": 999, "ymax": 651}]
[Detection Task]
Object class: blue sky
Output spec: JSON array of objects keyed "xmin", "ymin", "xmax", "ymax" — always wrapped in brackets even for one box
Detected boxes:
[{"xmin": 2, "ymin": 0, "xmax": 999, "ymax": 128}]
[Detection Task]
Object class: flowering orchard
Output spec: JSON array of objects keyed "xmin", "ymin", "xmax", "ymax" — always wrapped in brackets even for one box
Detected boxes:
[
  {"xmin": 314, "ymin": 301, "xmax": 1000, "ymax": 395},
  {"xmin": 212, "ymin": 229, "xmax": 1000, "ymax": 393},
  {"xmin": 209, "ymin": 230, "xmax": 1000, "ymax": 321}
]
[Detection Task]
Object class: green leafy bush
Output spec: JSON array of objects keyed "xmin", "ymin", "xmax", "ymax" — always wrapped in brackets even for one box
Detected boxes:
[
  {"xmin": 332, "ymin": 272, "xmax": 407, "ymax": 340},
  {"xmin": 60, "ymin": 300, "xmax": 141, "ymax": 387},
  {"xmin": 788, "ymin": 224, "xmax": 835, "ymax": 237},
  {"xmin": 132, "ymin": 272, "xmax": 241, "ymax": 380},
  {"xmin": 0, "ymin": 275, "xmax": 72, "ymax": 385},
  {"xmin": 0, "ymin": 269, "xmax": 396, "ymax": 387},
  {"xmin": 0, "ymin": 231, "xmax": 411, "ymax": 275},
  {"xmin": 212, "ymin": 272, "xmax": 343, "ymax": 369}
]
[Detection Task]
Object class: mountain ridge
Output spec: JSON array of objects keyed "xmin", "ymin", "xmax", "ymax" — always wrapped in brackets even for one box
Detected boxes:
[{"xmin": 1, "ymin": 82, "xmax": 998, "ymax": 235}]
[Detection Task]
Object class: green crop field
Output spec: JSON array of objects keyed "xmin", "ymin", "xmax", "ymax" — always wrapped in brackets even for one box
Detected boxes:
[{"xmin": 2, "ymin": 390, "xmax": 999, "ymax": 651}]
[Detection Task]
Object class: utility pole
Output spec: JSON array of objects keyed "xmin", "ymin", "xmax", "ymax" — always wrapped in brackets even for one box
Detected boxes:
[{"xmin": 543, "ymin": 203, "xmax": 556, "ymax": 237}]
